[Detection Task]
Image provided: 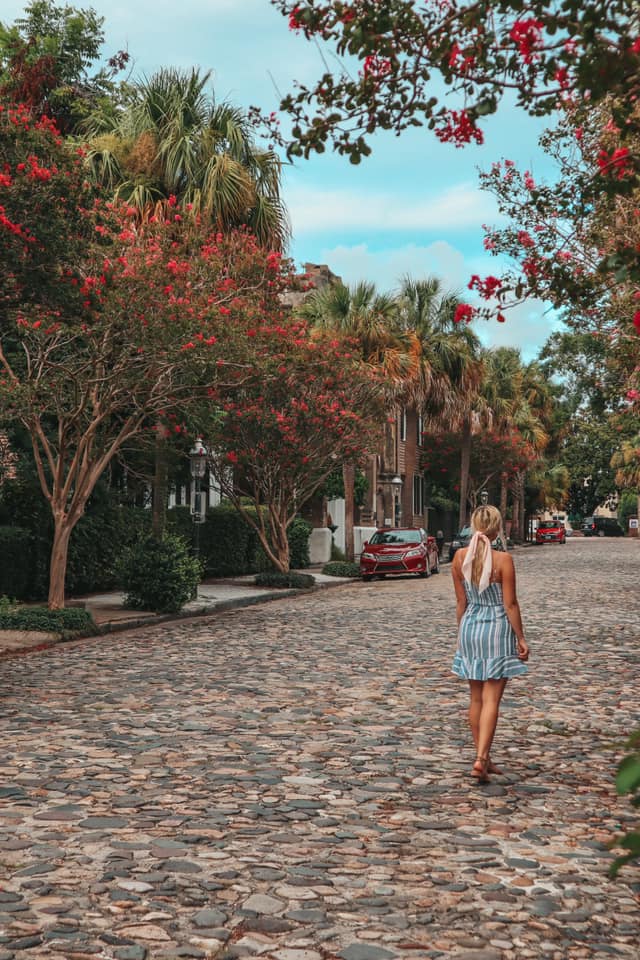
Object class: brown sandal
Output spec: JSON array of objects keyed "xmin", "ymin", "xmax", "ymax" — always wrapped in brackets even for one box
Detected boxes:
[{"xmin": 471, "ymin": 755, "xmax": 490, "ymax": 783}]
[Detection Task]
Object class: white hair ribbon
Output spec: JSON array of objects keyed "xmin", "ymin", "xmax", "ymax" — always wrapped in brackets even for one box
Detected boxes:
[{"xmin": 461, "ymin": 531, "xmax": 493, "ymax": 593}]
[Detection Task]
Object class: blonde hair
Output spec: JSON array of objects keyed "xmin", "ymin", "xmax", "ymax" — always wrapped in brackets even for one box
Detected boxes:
[{"xmin": 470, "ymin": 505, "xmax": 503, "ymax": 586}]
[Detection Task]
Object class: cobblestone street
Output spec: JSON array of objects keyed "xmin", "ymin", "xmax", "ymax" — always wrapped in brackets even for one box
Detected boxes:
[{"xmin": 1, "ymin": 539, "xmax": 639, "ymax": 960}]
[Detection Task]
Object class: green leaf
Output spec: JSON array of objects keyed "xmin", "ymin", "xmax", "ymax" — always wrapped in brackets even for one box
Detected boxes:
[{"xmin": 616, "ymin": 755, "xmax": 640, "ymax": 795}]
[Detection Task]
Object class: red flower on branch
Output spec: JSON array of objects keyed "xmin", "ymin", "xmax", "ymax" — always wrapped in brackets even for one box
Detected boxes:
[
  {"xmin": 597, "ymin": 147, "xmax": 633, "ymax": 180},
  {"xmin": 468, "ymin": 274, "xmax": 503, "ymax": 298},
  {"xmin": 436, "ymin": 109, "xmax": 483, "ymax": 147},
  {"xmin": 509, "ymin": 19, "xmax": 544, "ymax": 64},
  {"xmin": 454, "ymin": 303, "xmax": 475, "ymax": 323}
]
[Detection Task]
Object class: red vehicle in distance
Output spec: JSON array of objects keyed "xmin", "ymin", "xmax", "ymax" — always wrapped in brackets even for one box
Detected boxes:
[
  {"xmin": 360, "ymin": 527, "xmax": 440, "ymax": 581},
  {"xmin": 535, "ymin": 519, "xmax": 566, "ymax": 545}
]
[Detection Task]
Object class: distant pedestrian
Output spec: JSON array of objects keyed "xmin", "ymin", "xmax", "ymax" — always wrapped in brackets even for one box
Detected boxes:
[
  {"xmin": 435, "ymin": 529, "xmax": 445, "ymax": 558},
  {"xmin": 450, "ymin": 505, "xmax": 529, "ymax": 782}
]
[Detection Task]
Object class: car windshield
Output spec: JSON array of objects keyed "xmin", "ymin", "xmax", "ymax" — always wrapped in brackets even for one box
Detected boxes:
[
  {"xmin": 538, "ymin": 522, "xmax": 559, "ymax": 530},
  {"xmin": 370, "ymin": 530, "xmax": 421, "ymax": 545},
  {"xmin": 456, "ymin": 527, "xmax": 472, "ymax": 539},
  {"xmin": 583, "ymin": 517, "xmax": 594, "ymax": 524}
]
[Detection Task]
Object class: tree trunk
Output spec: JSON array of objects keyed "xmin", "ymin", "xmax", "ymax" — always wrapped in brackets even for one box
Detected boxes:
[
  {"xmin": 458, "ymin": 417, "xmax": 472, "ymax": 529},
  {"xmin": 343, "ymin": 462, "xmax": 355, "ymax": 561},
  {"xmin": 152, "ymin": 430, "xmax": 169, "ymax": 539},
  {"xmin": 500, "ymin": 477, "xmax": 508, "ymax": 519},
  {"xmin": 268, "ymin": 512, "xmax": 290, "ymax": 572},
  {"xmin": 48, "ymin": 517, "xmax": 73, "ymax": 610},
  {"xmin": 518, "ymin": 471, "xmax": 526, "ymax": 541},
  {"xmin": 511, "ymin": 484, "xmax": 520, "ymax": 542}
]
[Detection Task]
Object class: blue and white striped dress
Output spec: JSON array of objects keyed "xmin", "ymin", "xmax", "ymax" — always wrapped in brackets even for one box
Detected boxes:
[{"xmin": 452, "ymin": 580, "xmax": 528, "ymax": 680}]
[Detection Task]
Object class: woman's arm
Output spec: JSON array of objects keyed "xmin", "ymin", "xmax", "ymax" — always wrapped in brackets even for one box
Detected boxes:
[
  {"xmin": 499, "ymin": 554, "xmax": 529, "ymax": 660},
  {"xmin": 451, "ymin": 551, "xmax": 468, "ymax": 625}
]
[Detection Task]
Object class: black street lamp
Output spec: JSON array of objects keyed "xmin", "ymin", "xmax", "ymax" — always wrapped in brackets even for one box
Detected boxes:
[{"xmin": 189, "ymin": 437, "xmax": 208, "ymax": 560}]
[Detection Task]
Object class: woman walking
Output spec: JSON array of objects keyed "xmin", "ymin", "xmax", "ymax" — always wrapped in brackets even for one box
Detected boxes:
[{"xmin": 451, "ymin": 505, "xmax": 529, "ymax": 782}]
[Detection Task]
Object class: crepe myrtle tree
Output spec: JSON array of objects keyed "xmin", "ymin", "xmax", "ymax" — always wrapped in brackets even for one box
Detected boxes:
[
  {"xmin": 0, "ymin": 109, "xmax": 299, "ymax": 606},
  {"xmin": 267, "ymin": 1, "xmax": 640, "ymax": 309},
  {"xmin": 205, "ymin": 320, "xmax": 385, "ymax": 572}
]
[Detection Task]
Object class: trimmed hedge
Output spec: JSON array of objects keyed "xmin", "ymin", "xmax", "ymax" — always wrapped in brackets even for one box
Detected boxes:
[
  {"xmin": 0, "ymin": 527, "xmax": 32, "ymax": 599},
  {"xmin": 254, "ymin": 572, "xmax": 315, "ymax": 589},
  {"xmin": 202, "ymin": 506, "xmax": 312, "ymax": 576},
  {"xmin": 0, "ymin": 606, "xmax": 98, "ymax": 637},
  {"xmin": 321, "ymin": 561, "xmax": 360, "ymax": 578}
]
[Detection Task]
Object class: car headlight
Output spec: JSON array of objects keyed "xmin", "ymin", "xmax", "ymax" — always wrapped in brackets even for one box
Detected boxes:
[
  {"xmin": 405, "ymin": 547, "xmax": 424, "ymax": 559},
  {"xmin": 361, "ymin": 552, "xmax": 376, "ymax": 561},
  {"xmin": 451, "ymin": 540, "xmax": 461, "ymax": 549}
]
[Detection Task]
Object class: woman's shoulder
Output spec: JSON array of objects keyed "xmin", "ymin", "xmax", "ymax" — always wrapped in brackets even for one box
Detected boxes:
[
  {"xmin": 452, "ymin": 547, "xmax": 468, "ymax": 570},
  {"xmin": 493, "ymin": 550, "xmax": 514, "ymax": 574}
]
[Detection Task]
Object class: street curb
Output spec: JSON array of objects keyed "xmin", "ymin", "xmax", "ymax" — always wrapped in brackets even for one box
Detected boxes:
[{"xmin": 0, "ymin": 576, "xmax": 358, "ymax": 659}]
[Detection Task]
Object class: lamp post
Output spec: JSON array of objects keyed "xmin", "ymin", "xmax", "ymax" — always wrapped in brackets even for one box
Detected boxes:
[
  {"xmin": 189, "ymin": 437, "xmax": 208, "ymax": 561},
  {"xmin": 480, "ymin": 489, "xmax": 489, "ymax": 506},
  {"xmin": 391, "ymin": 475, "xmax": 402, "ymax": 527}
]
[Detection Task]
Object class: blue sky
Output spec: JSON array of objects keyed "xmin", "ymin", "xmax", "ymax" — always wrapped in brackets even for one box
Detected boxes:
[{"xmin": 5, "ymin": 0, "xmax": 563, "ymax": 358}]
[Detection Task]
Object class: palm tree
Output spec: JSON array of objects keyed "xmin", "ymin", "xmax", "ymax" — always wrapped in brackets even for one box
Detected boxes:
[
  {"xmin": 83, "ymin": 67, "xmax": 289, "ymax": 249},
  {"xmin": 396, "ymin": 275, "xmax": 481, "ymax": 420}
]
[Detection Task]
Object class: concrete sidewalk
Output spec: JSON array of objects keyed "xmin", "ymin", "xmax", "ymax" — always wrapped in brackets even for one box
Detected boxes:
[{"xmin": 0, "ymin": 569, "xmax": 355, "ymax": 656}]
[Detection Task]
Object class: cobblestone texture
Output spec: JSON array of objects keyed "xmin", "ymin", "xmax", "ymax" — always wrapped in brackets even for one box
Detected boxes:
[{"xmin": 1, "ymin": 538, "xmax": 639, "ymax": 959}]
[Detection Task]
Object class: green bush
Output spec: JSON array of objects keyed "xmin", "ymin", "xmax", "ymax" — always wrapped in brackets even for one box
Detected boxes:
[
  {"xmin": 321, "ymin": 561, "xmax": 360, "ymax": 578},
  {"xmin": 254, "ymin": 571, "xmax": 315, "ymax": 589},
  {"xmin": 330, "ymin": 540, "xmax": 346, "ymax": 562},
  {"xmin": 0, "ymin": 606, "xmax": 97, "ymax": 637},
  {"xmin": 611, "ymin": 729, "xmax": 640, "ymax": 876},
  {"xmin": 120, "ymin": 534, "xmax": 202, "ymax": 613},
  {"xmin": 617, "ymin": 490, "xmax": 637, "ymax": 535},
  {"xmin": 287, "ymin": 516, "xmax": 312, "ymax": 568},
  {"xmin": 0, "ymin": 527, "xmax": 33, "ymax": 599}
]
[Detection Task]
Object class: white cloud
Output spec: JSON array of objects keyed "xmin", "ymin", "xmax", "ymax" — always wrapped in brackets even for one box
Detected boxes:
[
  {"xmin": 304, "ymin": 240, "xmax": 560, "ymax": 360},
  {"xmin": 287, "ymin": 182, "xmax": 503, "ymax": 234}
]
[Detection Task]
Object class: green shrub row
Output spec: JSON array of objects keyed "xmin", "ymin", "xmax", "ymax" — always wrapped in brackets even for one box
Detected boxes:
[
  {"xmin": 321, "ymin": 561, "xmax": 360, "ymax": 578},
  {"xmin": 0, "ymin": 606, "xmax": 98, "ymax": 637},
  {"xmin": 254, "ymin": 572, "xmax": 315, "ymax": 589},
  {"xmin": 198, "ymin": 505, "xmax": 311, "ymax": 576},
  {"xmin": 0, "ymin": 491, "xmax": 312, "ymax": 601}
]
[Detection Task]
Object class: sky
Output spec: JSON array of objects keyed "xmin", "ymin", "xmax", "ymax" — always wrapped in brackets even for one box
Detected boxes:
[{"xmin": 3, "ymin": 0, "xmax": 564, "ymax": 359}]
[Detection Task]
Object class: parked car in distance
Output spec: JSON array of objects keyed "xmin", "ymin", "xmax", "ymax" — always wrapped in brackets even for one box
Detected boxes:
[
  {"xmin": 360, "ymin": 527, "xmax": 440, "ymax": 581},
  {"xmin": 448, "ymin": 525, "xmax": 473, "ymax": 562},
  {"xmin": 582, "ymin": 516, "xmax": 624, "ymax": 537},
  {"xmin": 536, "ymin": 519, "xmax": 566, "ymax": 544}
]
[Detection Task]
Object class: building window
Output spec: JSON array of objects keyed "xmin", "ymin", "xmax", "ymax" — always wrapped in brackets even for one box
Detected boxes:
[
  {"xmin": 417, "ymin": 414, "xmax": 424, "ymax": 447},
  {"xmin": 413, "ymin": 474, "xmax": 424, "ymax": 515},
  {"xmin": 399, "ymin": 408, "xmax": 407, "ymax": 442}
]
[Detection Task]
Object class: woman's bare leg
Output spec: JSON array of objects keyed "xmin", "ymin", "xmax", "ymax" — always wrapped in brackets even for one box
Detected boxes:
[
  {"xmin": 468, "ymin": 680, "xmax": 483, "ymax": 752},
  {"xmin": 477, "ymin": 678, "xmax": 508, "ymax": 766}
]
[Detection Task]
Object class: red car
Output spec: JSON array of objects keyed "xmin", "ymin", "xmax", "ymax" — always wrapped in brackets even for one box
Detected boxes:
[
  {"xmin": 536, "ymin": 519, "xmax": 566, "ymax": 544},
  {"xmin": 360, "ymin": 527, "xmax": 440, "ymax": 581}
]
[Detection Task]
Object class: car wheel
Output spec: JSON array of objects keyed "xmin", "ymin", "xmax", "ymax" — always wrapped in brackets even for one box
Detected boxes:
[
  {"xmin": 432, "ymin": 554, "xmax": 440, "ymax": 574},
  {"xmin": 362, "ymin": 574, "xmax": 373, "ymax": 582},
  {"xmin": 598, "ymin": 529, "xmax": 605, "ymax": 537}
]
